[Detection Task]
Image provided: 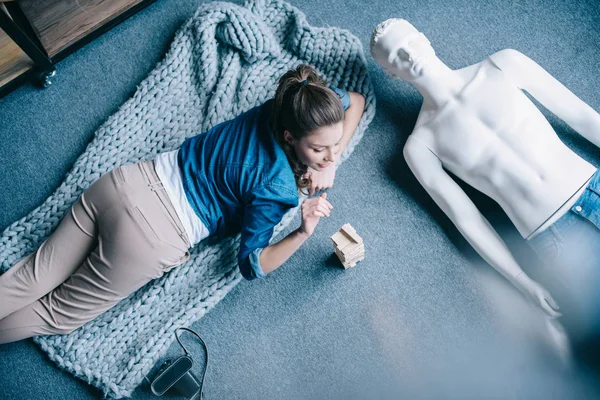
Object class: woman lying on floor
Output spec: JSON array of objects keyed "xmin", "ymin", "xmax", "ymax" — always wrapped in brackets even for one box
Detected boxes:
[{"xmin": 0, "ymin": 64, "xmax": 365, "ymax": 344}]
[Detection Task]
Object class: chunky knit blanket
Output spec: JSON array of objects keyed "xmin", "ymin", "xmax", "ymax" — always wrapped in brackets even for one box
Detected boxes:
[{"xmin": 0, "ymin": 0, "xmax": 375, "ymax": 397}]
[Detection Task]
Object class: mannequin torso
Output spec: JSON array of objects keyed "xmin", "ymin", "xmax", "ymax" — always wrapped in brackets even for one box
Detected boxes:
[{"xmin": 409, "ymin": 56, "xmax": 596, "ymax": 238}]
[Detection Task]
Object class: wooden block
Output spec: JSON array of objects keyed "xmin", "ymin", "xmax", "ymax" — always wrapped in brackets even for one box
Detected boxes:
[
  {"xmin": 345, "ymin": 242, "xmax": 364, "ymax": 252},
  {"xmin": 339, "ymin": 249, "xmax": 365, "ymax": 265},
  {"xmin": 341, "ymin": 223, "xmax": 362, "ymax": 244},
  {"xmin": 344, "ymin": 253, "xmax": 364, "ymax": 265},
  {"xmin": 338, "ymin": 242, "xmax": 361, "ymax": 257},
  {"xmin": 330, "ymin": 231, "xmax": 352, "ymax": 248},
  {"xmin": 340, "ymin": 244, "xmax": 364, "ymax": 258},
  {"xmin": 340, "ymin": 240, "xmax": 362, "ymax": 252},
  {"xmin": 334, "ymin": 247, "xmax": 347, "ymax": 262},
  {"xmin": 331, "ymin": 223, "xmax": 364, "ymax": 270},
  {"xmin": 336, "ymin": 247, "xmax": 362, "ymax": 262}
]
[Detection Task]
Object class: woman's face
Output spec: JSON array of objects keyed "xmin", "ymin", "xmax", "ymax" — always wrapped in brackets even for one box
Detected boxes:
[{"xmin": 285, "ymin": 122, "xmax": 344, "ymax": 171}]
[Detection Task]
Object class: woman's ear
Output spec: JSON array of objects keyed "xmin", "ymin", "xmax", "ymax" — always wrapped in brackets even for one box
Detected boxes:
[{"xmin": 283, "ymin": 130, "xmax": 295, "ymax": 145}]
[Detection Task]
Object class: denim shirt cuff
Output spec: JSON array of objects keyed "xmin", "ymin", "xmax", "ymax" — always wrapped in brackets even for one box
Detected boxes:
[
  {"xmin": 249, "ymin": 247, "xmax": 267, "ymax": 279},
  {"xmin": 331, "ymin": 87, "xmax": 351, "ymax": 111}
]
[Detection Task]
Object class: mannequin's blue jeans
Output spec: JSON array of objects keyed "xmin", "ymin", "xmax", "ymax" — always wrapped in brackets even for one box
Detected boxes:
[{"xmin": 527, "ymin": 170, "xmax": 600, "ymax": 340}]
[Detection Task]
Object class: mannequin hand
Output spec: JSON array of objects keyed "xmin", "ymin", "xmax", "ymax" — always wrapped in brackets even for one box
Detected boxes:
[
  {"xmin": 515, "ymin": 276, "xmax": 561, "ymax": 318},
  {"xmin": 304, "ymin": 165, "xmax": 336, "ymax": 196},
  {"xmin": 299, "ymin": 193, "xmax": 332, "ymax": 237}
]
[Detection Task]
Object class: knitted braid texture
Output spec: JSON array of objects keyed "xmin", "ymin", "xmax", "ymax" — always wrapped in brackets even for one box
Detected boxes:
[{"xmin": 0, "ymin": 0, "xmax": 375, "ymax": 397}]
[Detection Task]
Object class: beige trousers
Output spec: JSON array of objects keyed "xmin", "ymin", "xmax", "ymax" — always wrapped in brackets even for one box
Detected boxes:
[{"xmin": 0, "ymin": 161, "xmax": 190, "ymax": 344}]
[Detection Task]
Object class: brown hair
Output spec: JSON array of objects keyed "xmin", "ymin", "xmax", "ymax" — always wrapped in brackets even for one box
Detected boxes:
[{"xmin": 271, "ymin": 64, "xmax": 345, "ymax": 192}]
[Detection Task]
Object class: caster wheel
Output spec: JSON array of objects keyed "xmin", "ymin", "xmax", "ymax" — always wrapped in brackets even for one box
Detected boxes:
[{"xmin": 39, "ymin": 70, "xmax": 56, "ymax": 88}]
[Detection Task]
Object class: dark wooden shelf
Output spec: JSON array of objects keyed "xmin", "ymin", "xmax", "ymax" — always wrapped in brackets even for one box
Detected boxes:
[
  {"xmin": 0, "ymin": 0, "xmax": 156, "ymax": 97},
  {"xmin": 0, "ymin": 27, "xmax": 34, "ymax": 89},
  {"xmin": 19, "ymin": 0, "xmax": 148, "ymax": 58}
]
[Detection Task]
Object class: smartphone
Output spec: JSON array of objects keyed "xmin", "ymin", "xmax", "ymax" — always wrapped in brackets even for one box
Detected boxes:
[{"xmin": 151, "ymin": 356, "xmax": 193, "ymax": 396}]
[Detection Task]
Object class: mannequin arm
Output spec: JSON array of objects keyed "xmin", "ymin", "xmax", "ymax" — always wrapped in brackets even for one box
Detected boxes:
[
  {"xmin": 404, "ymin": 136, "xmax": 525, "ymax": 280},
  {"xmin": 490, "ymin": 49, "xmax": 600, "ymax": 148},
  {"xmin": 403, "ymin": 136, "xmax": 560, "ymax": 317}
]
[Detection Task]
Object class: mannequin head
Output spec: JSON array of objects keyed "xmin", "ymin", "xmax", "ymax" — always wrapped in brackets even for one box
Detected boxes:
[{"xmin": 371, "ymin": 19, "xmax": 436, "ymax": 81}]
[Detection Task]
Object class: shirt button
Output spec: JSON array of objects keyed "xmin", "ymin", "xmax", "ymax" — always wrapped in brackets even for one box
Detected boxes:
[{"xmin": 575, "ymin": 206, "xmax": 583, "ymax": 212}]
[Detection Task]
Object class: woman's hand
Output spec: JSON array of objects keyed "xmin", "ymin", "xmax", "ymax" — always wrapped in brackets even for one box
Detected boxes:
[
  {"xmin": 299, "ymin": 193, "xmax": 333, "ymax": 237},
  {"xmin": 304, "ymin": 164, "xmax": 336, "ymax": 196}
]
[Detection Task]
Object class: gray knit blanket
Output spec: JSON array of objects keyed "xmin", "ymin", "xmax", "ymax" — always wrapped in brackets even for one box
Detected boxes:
[{"xmin": 0, "ymin": 0, "xmax": 375, "ymax": 397}]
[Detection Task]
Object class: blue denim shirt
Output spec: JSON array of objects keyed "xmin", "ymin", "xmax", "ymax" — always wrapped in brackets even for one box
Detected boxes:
[{"xmin": 178, "ymin": 88, "xmax": 350, "ymax": 280}]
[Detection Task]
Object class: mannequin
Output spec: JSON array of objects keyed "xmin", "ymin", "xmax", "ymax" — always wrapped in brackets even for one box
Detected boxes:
[{"xmin": 371, "ymin": 19, "xmax": 600, "ymax": 337}]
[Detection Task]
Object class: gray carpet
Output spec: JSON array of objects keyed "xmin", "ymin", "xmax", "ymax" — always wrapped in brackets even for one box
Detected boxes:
[{"xmin": 1, "ymin": 0, "xmax": 600, "ymax": 399}]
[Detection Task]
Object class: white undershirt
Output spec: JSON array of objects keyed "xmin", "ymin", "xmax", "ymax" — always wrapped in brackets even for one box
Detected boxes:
[{"xmin": 154, "ymin": 150, "xmax": 209, "ymax": 246}]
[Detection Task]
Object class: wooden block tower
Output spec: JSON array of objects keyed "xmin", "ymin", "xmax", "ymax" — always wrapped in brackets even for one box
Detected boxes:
[{"xmin": 330, "ymin": 223, "xmax": 364, "ymax": 269}]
